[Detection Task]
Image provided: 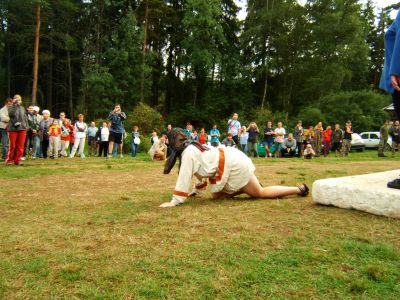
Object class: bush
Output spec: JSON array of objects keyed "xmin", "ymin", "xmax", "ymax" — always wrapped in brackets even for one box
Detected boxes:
[{"xmin": 126, "ymin": 102, "xmax": 164, "ymax": 135}]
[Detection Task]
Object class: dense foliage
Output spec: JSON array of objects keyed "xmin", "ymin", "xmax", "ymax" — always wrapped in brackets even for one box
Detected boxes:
[{"xmin": 0, "ymin": 0, "xmax": 394, "ymax": 131}]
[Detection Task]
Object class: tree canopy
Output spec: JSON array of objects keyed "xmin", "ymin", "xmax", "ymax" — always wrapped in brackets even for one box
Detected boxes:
[{"xmin": 0, "ymin": 0, "xmax": 393, "ymax": 131}]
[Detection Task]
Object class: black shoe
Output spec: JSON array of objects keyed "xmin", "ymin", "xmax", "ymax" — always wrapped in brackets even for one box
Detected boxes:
[
  {"xmin": 298, "ymin": 183, "xmax": 309, "ymax": 197},
  {"xmin": 387, "ymin": 178, "xmax": 400, "ymax": 189},
  {"xmin": 378, "ymin": 153, "xmax": 387, "ymax": 157}
]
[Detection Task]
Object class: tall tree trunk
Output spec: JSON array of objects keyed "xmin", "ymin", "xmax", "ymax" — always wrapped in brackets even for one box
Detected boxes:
[
  {"xmin": 141, "ymin": 0, "xmax": 149, "ymax": 101},
  {"xmin": 67, "ymin": 50, "xmax": 73, "ymax": 117},
  {"xmin": 47, "ymin": 34, "xmax": 53, "ymax": 112},
  {"xmin": 7, "ymin": 35, "xmax": 11, "ymax": 97},
  {"xmin": 32, "ymin": 4, "xmax": 41, "ymax": 105}
]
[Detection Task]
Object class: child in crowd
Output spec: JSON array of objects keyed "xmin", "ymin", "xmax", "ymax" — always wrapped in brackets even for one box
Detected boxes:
[
  {"xmin": 303, "ymin": 144, "xmax": 315, "ymax": 159},
  {"xmin": 199, "ymin": 128, "xmax": 207, "ymax": 145},
  {"xmin": 131, "ymin": 126, "xmax": 140, "ymax": 158},
  {"xmin": 148, "ymin": 135, "xmax": 167, "ymax": 160},
  {"xmin": 210, "ymin": 125, "xmax": 220, "ymax": 147},
  {"xmin": 87, "ymin": 121, "xmax": 98, "ymax": 157},
  {"xmin": 48, "ymin": 119, "xmax": 61, "ymax": 159},
  {"xmin": 151, "ymin": 131, "xmax": 159, "ymax": 145},
  {"xmin": 239, "ymin": 126, "xmax": 249, "ymax": 154},
  {"xmin": 97, "ymin": 122, "xmax": 110, "ymax": 157},
  {"xmin": 191, "ymin": 130, "xmax": 199, "ymax": 142},
  {"xmin": 60, "ymin": 119, "xmax": 72, "ymax": 157},
  {"xmin": 222, "ymin": 133, "xmax": 236, "ymax": 147}
]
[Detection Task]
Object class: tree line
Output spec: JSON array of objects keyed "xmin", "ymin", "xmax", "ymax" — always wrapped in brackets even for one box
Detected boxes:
[{"xmin": 0, "ymin": 0, "xmax": 395, "ymax": 131}]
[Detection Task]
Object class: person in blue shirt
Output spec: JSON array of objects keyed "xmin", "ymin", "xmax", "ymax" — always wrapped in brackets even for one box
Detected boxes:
[
  {"xmin": 380, "ymin": 9, "xmax": 400, "ymax": 120},
  {"xmin": 209, "ymin": 124, "xmax": 220, "ymax": 147},
  {"xmin": 107, "ymin": 103, "xmax": 126, "ymax": 158}
]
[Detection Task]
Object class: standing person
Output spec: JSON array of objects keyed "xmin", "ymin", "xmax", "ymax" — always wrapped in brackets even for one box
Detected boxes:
[
  {"xmin": 6, "ymin": 95, "xmax": 28, "ymax": 165},
  {"xmin": 294, "ymin": 120, "xmax": 304, "ymax": 157},
  {"xmin": 378, "ymin": 120, "xmax": 390, "ymax": 157},
  {"xmin": 97, "ymin": 122, "xmax": 110, "ymax": 157},
  {"xmin": 274, "ymin": 122, "xmax": 286, "ymax": 158},
  {"xmin": 247, "ymin": 122, "xmax": 259, "ymax": 158},
  {"xmin": 313, "ymin": 122, "xmax": 323, "ymax": 157},
  {"xmin": 227, "ymin": 113, "xmax": 241, "ymax": 145},
  {"xmin": 341, "ymin": 121, "xmax": 353, "ymax": 157},
  {"xmin": 380, "ymin": 9, "xmax": 400, "ymax": 121},
  {"xmin": 38, "ymin": 110, "xmax": 53, "ymax": 159},
  {"xmin": 32, "ymin": 106, "xmax": 42, "ymax": 158},
  {"xmin": 22, "ymin": 104, "xmax": 39, "ymax": 160},
  {"xmin": 151, "ymin": 131, "xmax": 159, "ymax": 145},
  {"xmin": 107, "ymin": 104, "xmax": 126, "ymax": 158},
  {"xmin": 57, "ymin": 112, "xmax": 66, "ymax": 157},
  {"xmin": 0, "ymin": 98, "xmax": 13, "ymax": 160},
  {"xmin": 331, "ymin": 124, "xmax": 343, "ymax": 157},
  {"xmin": 191, "ymin": 130, "xmax": 199, "ymax": 142},
  {"xmin": 131, "ymin": 126, "xmax": 140, "ymax": 158},
  {"xmin": 60, "ymin": 119, "xmax": 72, "ymax": 157},
  {"xmin": 239, "ymin": 126, "xmax": 249, "ymax": 154},
  {"xmin": 389, "ymin": 120, "xmax": 400, "ymax": 157},
  {"xmin": 209, "ymin": 125, "xmax": 220, "ymax": 147},
  {"xmin": 323, "ymin": 125, "xmax": 332, "ymax": 157},
  {"xmin": 70, "ymin": 114, "xmax": 88, "ymax": 158},
  {"xmin": 87, "ymin": 121, "xmax": 98, "ymax": 157},
  {"xmin": 263, "ymin": 121, "xmax": 275, "ymax": 158},
  {"xmin": 163, "ymin": 124, "xmax": 173, "ymax": 156},
  {"xmin": 198, "ymin": 128, "xmax": 207, "ymax": 145},
  {"xmin": 48, "ymin": 119, "xmax": 61, "ymax": 159},
  {"xmin": 184, "ymin": 123, "xmax": 192, "ymax": 139}
]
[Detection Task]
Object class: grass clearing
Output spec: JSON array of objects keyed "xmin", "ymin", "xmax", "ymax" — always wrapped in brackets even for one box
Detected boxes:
[{"xmin": 0, "ymin": 150, "xmax": 400, "ymax": 299}]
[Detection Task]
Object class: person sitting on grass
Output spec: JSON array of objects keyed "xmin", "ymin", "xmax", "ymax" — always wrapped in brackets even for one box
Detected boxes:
[
  {"xmin": 222, "ymin": 133, "xmax": 236, "ymax": 148},
  {"xmin": 303, "ymin": 143, "xmax": 315, "ymax": 159},
  {"xmin": 159, "ymin": 128, "xmax": 309, "ymax": 208},
  {"xmin": 281, "ymin": 133, "xmax": 297, "ymax": 158},
  {"xmin": 148, "ymin": 135, "xmax": 167, "ymax": 161}
]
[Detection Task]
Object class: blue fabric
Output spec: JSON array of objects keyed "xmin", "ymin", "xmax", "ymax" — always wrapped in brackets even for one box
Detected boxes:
[
  {"xmin": 210, "ymin": 129, "xmax": 220, "ymax": 143},
  {"xmin": 0, "ymin": 128, "xmax": 8, "ymax": 159},
  {"xmin": 108, "ymin": 112, "xmax": 126, "ymax": 134},
  {"xmin": 380, "ymin": 10, "xmax": 400, "ymax": 93}
]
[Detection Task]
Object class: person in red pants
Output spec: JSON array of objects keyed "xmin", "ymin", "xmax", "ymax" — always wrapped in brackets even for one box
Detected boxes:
[{"xmin": 6, "ymin": 95, "xmax": 28, "ymax": 165}]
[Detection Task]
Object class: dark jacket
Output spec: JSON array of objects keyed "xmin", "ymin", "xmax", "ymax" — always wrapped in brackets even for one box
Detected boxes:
[{"xmin": 7, "ymin": 104, "xmax": 28, "ymax": 131}]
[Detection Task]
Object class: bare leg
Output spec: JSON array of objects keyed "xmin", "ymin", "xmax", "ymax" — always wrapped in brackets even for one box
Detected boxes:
[
  {"xmin": 212, "ymin": 191, "xmax": 244, "ymax": 199},
  {"xmin": 241, "ymin": 175, "xmax": 300, "ymax": 198},
  {"xmin": 118, "ymin": 143, "xmax": 123, "ymax": 155},
  {"xmin": 108, "ymin": 141, "xmax": 114, "ymax": 155}
]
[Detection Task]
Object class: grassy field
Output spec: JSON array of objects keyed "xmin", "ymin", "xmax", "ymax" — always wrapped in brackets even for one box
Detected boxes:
[{"xmin": 0, "ymin": 151, "xmax": 400, "ymax": 299}]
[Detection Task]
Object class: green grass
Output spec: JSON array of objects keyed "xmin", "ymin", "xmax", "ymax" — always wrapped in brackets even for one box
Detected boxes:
[{"xmin": 0, "ymin": 150, "xmax": 399, "ymax": 299}]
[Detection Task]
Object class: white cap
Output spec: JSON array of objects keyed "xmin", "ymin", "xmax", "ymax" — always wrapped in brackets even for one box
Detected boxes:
[
  {"xmin": 42, "ymin": 110, "xmax": 50, "ymax": 115},
  {"xmin": 33, "ymin": 106, "xmax": 40, "ymax": 112}
]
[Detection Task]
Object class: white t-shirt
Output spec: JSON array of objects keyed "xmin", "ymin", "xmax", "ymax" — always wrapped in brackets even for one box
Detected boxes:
[
  {"xmin": 274, "ymin": 127, "xmax": 286, "ymax": 143},
  {"xmin": 228, "ymin": 120, "xmax": 241, "ymax": 136},
  {"xmin": 101, "ymin": 127, "xmax": 110, "ymax": 142}
]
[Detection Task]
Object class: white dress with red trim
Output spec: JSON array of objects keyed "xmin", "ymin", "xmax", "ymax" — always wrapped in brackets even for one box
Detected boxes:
[{"xmin": 171, "ymin": 145, "xmax": 255, "ymax": 205}]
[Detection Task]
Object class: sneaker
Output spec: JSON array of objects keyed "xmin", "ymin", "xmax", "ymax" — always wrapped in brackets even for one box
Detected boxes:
[
  {"xmin": 120, "ymin": 154, "xmax": 123, "ymax": 158},
  {"xmin": 32, "ymin": 156, "xmax": 36, "ymax": 159},
  {"xmin": 21, "ymin": 157, "xmax": 26, "ymax": 161},
  {"xmin": 107, "ymin": 154, "xmax": 112, "ymax": 159}
]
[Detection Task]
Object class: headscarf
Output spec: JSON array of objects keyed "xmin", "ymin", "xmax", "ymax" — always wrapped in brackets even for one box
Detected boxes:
[{"xmin": 163, "ymin": 128, "xmax": 190, "ymax": 174}]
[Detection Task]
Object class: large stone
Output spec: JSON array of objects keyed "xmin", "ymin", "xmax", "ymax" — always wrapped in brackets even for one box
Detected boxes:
[{"xmin": 312, "ymin": 169, "xmax": 400, "ymax": 218}]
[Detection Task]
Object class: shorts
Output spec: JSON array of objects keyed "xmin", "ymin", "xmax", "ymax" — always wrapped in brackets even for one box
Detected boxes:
[
  {"xmin": 263, "ymin": 140, "xmax": 273, "ymax": 147},
  {"xmin": 109, "ymin": 131, "xmax": 123, "ymax": 144}
]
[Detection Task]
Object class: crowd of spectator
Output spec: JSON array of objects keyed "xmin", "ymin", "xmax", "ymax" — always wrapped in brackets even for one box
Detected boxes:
[{"xmin": 0, "ymin": 97, "xmax": 399, "ymax": 165}]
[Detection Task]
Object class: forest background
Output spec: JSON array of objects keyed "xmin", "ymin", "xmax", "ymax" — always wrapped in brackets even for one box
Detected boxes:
[{"xmin": 0, "ymin": 0, "xmax": 398, "ymax": 132}]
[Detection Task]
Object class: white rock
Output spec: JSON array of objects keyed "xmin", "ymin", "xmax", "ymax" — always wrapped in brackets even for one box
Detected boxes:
[{"xmin": 312, "ymin": 169, "xmax": 400, "ymax": 218}]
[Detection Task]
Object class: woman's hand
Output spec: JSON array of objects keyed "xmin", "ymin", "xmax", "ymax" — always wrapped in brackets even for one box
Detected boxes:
[{"xmin": 391, "ymin": 75, "xmax": 400, "ymax": 91}]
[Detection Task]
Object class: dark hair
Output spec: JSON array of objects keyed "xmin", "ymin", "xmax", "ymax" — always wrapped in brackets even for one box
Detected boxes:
[
  {"xmin": 5, "ymin": 98, "xmax": 12, "ymax": 104},
  {"xmin": 114, "ymin": 103, "xmax": 121, "ymax": 107}
]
